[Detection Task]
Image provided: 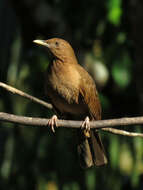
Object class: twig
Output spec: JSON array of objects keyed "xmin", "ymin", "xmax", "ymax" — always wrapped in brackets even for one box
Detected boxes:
[
  {"xmin": 0, "ymin": 112, "xmax": 143, "ymax": 137},
  {"xmin": 0, "ymin": 82, "xmax": 53, "ymax": 110},
  {"xmin": 102, "ymin": 128, "xmax": 143, "ymax": 137}
]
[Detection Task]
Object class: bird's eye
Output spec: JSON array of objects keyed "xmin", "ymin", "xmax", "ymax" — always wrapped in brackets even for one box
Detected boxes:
[{"xmin": 55, "ymin": 41, "xmax": 59, "ymax": 46}]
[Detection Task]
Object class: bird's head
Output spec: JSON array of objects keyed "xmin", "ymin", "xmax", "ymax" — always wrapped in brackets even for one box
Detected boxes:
[{"xmin": 33, "ymin": 38, "xmax": 77, "ymax": 62}]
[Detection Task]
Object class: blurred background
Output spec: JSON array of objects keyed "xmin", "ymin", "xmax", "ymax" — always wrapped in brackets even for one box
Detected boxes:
[{"xmin": 0, "ymin": 0, "xmax": 143, "ymax": 189}]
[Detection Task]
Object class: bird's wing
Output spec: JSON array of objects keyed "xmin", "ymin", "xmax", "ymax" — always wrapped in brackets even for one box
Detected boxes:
[{"xmin": 78, "ymin": 66, "xmax": 101, "ymax": 120}]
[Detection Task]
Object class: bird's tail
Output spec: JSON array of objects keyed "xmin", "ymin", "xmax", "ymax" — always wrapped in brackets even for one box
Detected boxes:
[{"xmin": 77, "ymin": 130, "xmax": 107, "ymax": 168}]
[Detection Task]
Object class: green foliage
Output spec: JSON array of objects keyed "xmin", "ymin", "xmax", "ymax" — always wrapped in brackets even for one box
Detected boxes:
[
  {"xmin": 107, "ymin": 0, "xmax": 122, "ymax": 25},
  {"xmin": 109, "ymin": 136, "xmax": 120, "ymax": 169},
  {"xmin": 85, "ymin": 169, "xmax": 96, "ymax": 190},
  {"xmin": 112, "ymin": 51, "xmax": 132, "ymax": 88}
]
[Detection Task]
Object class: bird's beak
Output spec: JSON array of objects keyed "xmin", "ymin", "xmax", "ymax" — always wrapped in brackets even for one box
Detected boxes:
[{"xmin": 33, "ymin": 39, "xmax": 49, "ymax": 48}]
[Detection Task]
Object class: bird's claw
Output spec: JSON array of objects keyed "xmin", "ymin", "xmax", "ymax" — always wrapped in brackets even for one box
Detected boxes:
[
  {"xmin": 81, "ymin": 116, "xmax": 90, "ymax": 132},
  {"xmin": 47, "ymin": 115, "xmax": 58, "ymax": 133}
]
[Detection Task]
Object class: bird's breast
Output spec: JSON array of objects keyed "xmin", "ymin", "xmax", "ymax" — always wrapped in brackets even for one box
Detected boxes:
[
  {"xmin": 48, "ymin": 87, "xmax": 87, "ymax": 115},
  {"xmin": 45, "ymin": 63, "xmax": 88, "ymax": 115}
]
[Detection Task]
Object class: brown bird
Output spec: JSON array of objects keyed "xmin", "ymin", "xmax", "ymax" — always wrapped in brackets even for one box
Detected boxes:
[{"xmin": 33, "ymin": 38, "xmax": 107, "ymax": 168}]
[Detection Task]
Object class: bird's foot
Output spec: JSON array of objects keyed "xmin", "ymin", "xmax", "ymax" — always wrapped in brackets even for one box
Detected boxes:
[
  {"xmin": 81, "ymin": 116, "xmax": 90, "ymax": 131},
  {"xmin": 47, "ymin": 115, "xmax": 58, "ymax": 133},
  {"xmin": 81, "ymin": 117, "xmax": 91, "ymax": 138}
]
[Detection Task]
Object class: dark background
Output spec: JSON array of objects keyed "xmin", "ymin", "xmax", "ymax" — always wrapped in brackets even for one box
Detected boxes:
[{"xmin": 0, "ymin": 0, "xmax": 143, "ymax": 189}]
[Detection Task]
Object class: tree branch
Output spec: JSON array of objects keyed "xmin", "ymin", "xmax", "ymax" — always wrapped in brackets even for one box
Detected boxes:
[
  {"xmin": 0, "ymin": 82, "xmax": 53, "ymax": 110},
  {"xmin": 1, "ymin": 82, "xmax": 143, "ymax": 137},
  {"xmin": 0, "ymin": 112, "xmax": 143, "ymax": 137}
]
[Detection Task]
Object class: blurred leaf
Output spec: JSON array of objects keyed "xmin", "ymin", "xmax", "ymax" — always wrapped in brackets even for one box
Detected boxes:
[
  {"xmin": 93, "ymin": 60, "xmax": 109, "ymax": 87},
  {"xmin": 119, "ymin": 143, "xmax": 133, "ymax": 175},
  {"xmin": 71, "ymin": 182, "xmax": 80, "ymax": 190},
  {"xmin": 46, "ymin": 181, "xmax": 58, "ymax": 190},
  {"xmin": 96, "ymin": 21, "xmax": 106, "ymax": 36},
  {"xmin": 134, "ymin": 129, "xmax": 143, "ymax": 160},
  {"xmin": 85, "ymin": 169, "xmax": 96, "ymax": 190},
  {"xmin": 131, "ymin": 170, "xmax": 140, "ymax": 188},
  {"xmin": 107, "ymin": 0, "xmax": 122, "ymax": 25},
  {"xmin": 131, "ymin": 158, "xmax": 143, "ymax": 188},
  {"xmin": 116, "ymin": 32, "xmax": 126, "ymax": 44},
  {"xmin": 84, "ymin": 43, "xmax": 109, "ymax": 87},
  {"xmin": 131, "ymin": 127, "xmax": 143, "ymax": 186},
  {"xmin": 112, "ymin": 62, "xmax": 130, "ymax": 88},
  {"xmin": 7, "ymin": 35, "xmax": 21, "ymax": 85},
  {"xmin": 99, "ymin": 93, "xmax": 110, "ymax": 110},
  {"xmin": 38, "ymin": 179, "xmax": 58, "ymax": 190},
  {"xmin": 109, "ymin": 136, "xmax": 120, "ymax": 168},
  {"xmin": 18, "ymin": 64, "xmax": 30, "ymax": 84},
  {"xmin": 38, "ymin": 54, "xmax": 49, "ymax": 72},
  {"xmin": 112, "ymin": 52, "xmax": 132, "ymax": 88}
]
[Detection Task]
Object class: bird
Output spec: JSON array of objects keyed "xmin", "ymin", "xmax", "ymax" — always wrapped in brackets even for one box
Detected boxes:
[{"xmin": 33, "ymin": 38, "xmax": 107, "ymax": 168}]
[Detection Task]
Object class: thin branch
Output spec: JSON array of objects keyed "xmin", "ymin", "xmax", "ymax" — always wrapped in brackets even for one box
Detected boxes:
[
  {"xmin": 0, "ymin": 82, "xmax": 53, "ymax": 110},
  {"xmin": 0, "ymin": 112, "xmax": 143, "ymax": 137},
  {"xmin": 102, "ymin": 128, "xmax": 143, "ymax": 137}
]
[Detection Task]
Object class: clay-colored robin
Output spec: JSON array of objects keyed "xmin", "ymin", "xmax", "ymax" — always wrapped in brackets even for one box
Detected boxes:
[{"xmin": 33, "ymin": 38, "xmax": 107, "ymax": 168}]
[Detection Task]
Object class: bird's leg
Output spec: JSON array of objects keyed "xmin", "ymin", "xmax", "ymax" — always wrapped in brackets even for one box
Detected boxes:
[
  {"xmin": 47, "ymin": 115, "xmax": 58, "ymax": 133},
  {"xmin": 81, "ymin": 116, "xmax": 91, "ymax": 137}
]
